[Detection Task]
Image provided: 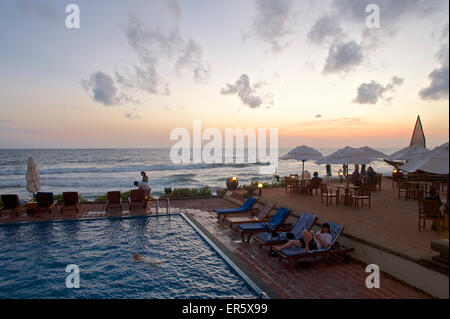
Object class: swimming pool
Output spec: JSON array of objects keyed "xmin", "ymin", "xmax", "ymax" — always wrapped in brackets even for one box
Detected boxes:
[{"xmin": 0, "ymin": 214, "xmax": 264, "ymax": 299}]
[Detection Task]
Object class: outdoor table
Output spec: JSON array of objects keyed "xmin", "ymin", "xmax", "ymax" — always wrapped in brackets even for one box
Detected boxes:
[
  {"xmin": 337, "ymin": 185, "xmax": 358, "ymax": 206},
  {"xmin": 406, "ymin": 181, "xmax": 431, "ymax": 198}
]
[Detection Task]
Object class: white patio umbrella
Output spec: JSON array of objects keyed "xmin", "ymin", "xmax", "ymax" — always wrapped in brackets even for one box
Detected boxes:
[
  {"xmin": 398, "ymin": 143, "xmax": 449, "ymax": 174},
  {"xmin": 316, "ymin": 146, "xmax": 377, "ymax": 165},
  {"xmin": 26, "ymin": 157, "xmax": 40, "ymax": 195},
  {"xmin": 360, "ymin": 146, "xmax": 387, "ymax": 159},
  {"xmin": 280, "ymin": 145, "xmax": 323, "ymax": 180},
  {"xmin": 385, "ymin": 145, "xmax": 428, "ymax": 162}
]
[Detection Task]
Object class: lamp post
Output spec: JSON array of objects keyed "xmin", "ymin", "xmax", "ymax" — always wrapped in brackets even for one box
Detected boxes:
[
  {"xmin": 339, "ymin": 170, "xmax": 344, "ymax": 183},
  {"xmin": 257, "ymin": 182, "xmax": 263, "ymax": 196}
]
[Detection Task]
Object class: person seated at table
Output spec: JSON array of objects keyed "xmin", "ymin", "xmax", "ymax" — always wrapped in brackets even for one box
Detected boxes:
[
  {"xmin": 426, "ymin": 188, "xmax": 441, "ymax": 205},
  {"xmin": 351, "ymin": 165, "xmax": 361, "ymax": 185},
  {"xmin": 274, "ymin": 223, "xmax": 332, "ymax": 252},
  {"xmin": 308, "ymin": 172, "xmax": 322, "ymax": 195},
  {"xmin": 367, "ymin": 167, "xmax": 377, "ymax": 184}
]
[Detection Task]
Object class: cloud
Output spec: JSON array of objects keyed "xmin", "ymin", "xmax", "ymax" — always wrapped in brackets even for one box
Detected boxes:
[
  {"xmin": 123, "ymin": 109, "xmax": 142, "ymax": 120},
  {"xmin": 165, "ymin": 0, "xmax": 182, "ymax": 21},
  {"xmin": 353, "ymin": 76, "xmax": 404, "ymax": 104},
  {"xmin": 0, "ymin": 119, "xmax": 14, "ymax": 125},
  {"xmin": 175, "ymin": 39, "xmax": 210, "ymax": 83},
  {"xmin": 16, "ymin": 0, "xmax": 57, "ymax": 20},
  {"xmin": 314, "ymin": 114, "xmax": 322, "ymax": 118},
  {"xmin": 323, "ymin": 40, "xmax": 364, "ymax": 74},
  {"xmin": 307, "ymin": 15, "xmax": 343, "ymax": 45},
  {"xmin": 419, "ymin": 28, "xmax": 449, "ymax": 101},
  {"xmin": 221, "ymin": 74, "xmax": 272, "ymax": 109},
  {"xmin": 248, "ymin": 0, "xmax": 296, "ymax": 53},
  {"xmin": 81, "ymin": 71, "xmax": 138, "ymax": 106},
  {"xmin": 116, "ymin": 14, "xmax": 209, "ymax": 94},
  {"xmin": 331, "ymin": 0, "xmax": 446, "ymax": 30}
]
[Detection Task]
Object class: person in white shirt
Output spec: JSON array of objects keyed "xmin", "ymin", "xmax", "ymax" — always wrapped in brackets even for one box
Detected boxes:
[
  {"xmin": 134, "ymin": 181, "xmax": 151, "ymax": 197},
  {"xmin": 274, "ymin": 223, "xmax": 333, "ymax": 252}
]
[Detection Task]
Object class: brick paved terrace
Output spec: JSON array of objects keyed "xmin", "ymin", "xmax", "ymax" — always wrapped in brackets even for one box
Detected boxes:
[
  {"xmin": 0, "ymin": 196, "xmax": 431, "ymax": 299},
  {"xmin": 241, "ymin": 177, "xmax": 448, "ymax": 256}
]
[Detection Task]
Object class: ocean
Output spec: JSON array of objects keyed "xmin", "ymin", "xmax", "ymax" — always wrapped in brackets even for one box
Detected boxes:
[{"xmin": 0, "ymin": 148, "xmax": 399, "ymax": 200}]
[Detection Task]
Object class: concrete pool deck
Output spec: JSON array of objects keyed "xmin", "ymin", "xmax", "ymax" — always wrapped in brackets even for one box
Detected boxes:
[{"xmin": 0, "ymin": 197, "xmax": 432, "ymax": 299}]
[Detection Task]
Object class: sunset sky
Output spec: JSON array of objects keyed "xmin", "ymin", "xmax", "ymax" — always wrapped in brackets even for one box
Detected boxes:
[{"xmin": 0, "ymin": 0, "xmax": 448, "ymax": 148}]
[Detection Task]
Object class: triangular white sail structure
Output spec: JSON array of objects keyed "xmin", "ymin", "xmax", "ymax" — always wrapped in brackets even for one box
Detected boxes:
[
  {"xmin": 410, "ymin": 115, "xmax": 426, "ymax": 148},
  {"xmin": 280, "ymin": 145, "xmax": 323, "ymax": 179}
]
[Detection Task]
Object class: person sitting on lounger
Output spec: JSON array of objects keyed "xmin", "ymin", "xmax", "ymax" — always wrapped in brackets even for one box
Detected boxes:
[
  {"xmin": 141, "ymin": 171, "xmax": 149, "ymax": 183},
  {"xmin": 274, "ymin": 223, "xmax": 332, "ymax": 252}
]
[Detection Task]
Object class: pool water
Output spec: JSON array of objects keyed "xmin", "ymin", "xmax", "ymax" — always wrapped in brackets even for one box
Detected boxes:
[{"xmin": 0, "ymin": 215, "xmax": 260, "ymax": 299}]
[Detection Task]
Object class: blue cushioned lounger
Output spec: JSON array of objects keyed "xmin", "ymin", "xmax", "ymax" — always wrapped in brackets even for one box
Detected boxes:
[
  {"xmin": 214, "ymin": 197, "xmax": 258, "ymax": 221},
  {"xmin": 237, "ymin": 207, "xmax": 291, "ymax": 242},
  {"xmin": 274, "ymin": 222, "xmax": 354, "ymax": 269},
  {"xmin": 255, "ymin": 212, "xmax": 317, "ymax": 249}
]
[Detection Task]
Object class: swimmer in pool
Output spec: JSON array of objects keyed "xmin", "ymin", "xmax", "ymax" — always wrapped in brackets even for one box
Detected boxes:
[{"xmin": 133, "ymin": 253, "xmax": 163, "ymax": 265}]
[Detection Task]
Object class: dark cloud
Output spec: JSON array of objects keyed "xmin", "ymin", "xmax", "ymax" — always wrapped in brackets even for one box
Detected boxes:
[
  {"xmin": 323, "ymin": 40, "xmax": 363, "ymax": 74},
  {"xmin": 314, "ymin": 114, "xmax": 322, "ymax": 118},
  {"xmin": 117, "ymin": 14, "xmax": 209, "ymax": 94},
  {"xmin": 353, "ymin": 76, "xmax": 404, "ymax": 104},
  {"xmin": 249, "ymin": 0, "xmax": 296, "ymax": 53},
  {"xmin": 165, "ymin": 0, "xmax": 182, "ymax": 21},
  {"xmin": 81, "ymin": 71, "xmax": 138, "ymax": 106},
  {"xmin": 221, "ymin": 74, "xmax": 272, "ymax": 109},
  {"xmin": 419, "ymin": 26, "xmax": 449, "ymax": 101},
  {"xmin": 307, "ymin": 15, "xmax": 343, "ymax": 45}
]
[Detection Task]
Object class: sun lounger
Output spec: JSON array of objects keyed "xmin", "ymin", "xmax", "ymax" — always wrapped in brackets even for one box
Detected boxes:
[
  {"xmin": 61, "ymin": 192, "xmax": 80, "ymax": 214},
  {"xmin": 225, "ymin": 200, "xmax": 276, "ymax": 228},
  {"xmin": 0, "ymin": 194, "xmax": 26, "ymax": 216},
  {"xmin": 274, "ymin": 222, "xmax": 353, "ymax": 269},
  {"xmin": 237, "ymin": 207, "xmax": 292, "ymax": 242},
  {"xmin": 106, "ymin": 191, "xmax": 123, "ymax": 212},
  {"xmin": 128, "ymin": 189, "xmax": 147, "ymax": 210},
  {"xmin": 34, "ymin": 192, "xmax": 57, "ymax": 214},
  {"xmin": 254, "ymin": 212, "xmax": 317, "ymax": 249},
  {"xmin": 214, "ymin": 197, "xmax": 258, "ymax": 221}
]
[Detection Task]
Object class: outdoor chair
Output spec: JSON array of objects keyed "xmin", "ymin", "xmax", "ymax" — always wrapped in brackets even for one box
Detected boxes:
[
  {"xmin": 225, "ymin": 200, "xmax": 276, "ymax": 228},
  {"xmin": 273, "ymin": 222, "xmax": 353, "ymax": 269},
  {"xmin": 237, "ymin": 207, "xmax": 292, "ymax": 242},
  {"xmin": 34, "ymin": 192, "xmax": 57, "ymax": 214},
  {"xmin": 61, "ymin": 192, "xmax": 80, "ymax": 214},
  {"xmin": 214, "ymin": 197, "xmax": 258, "ymax": 222},
  {"xmin": 308, "ymin": 178, "xmax": 322, "ymax": 196},
  {"xmin": 418, "ymin": 200, "xmax": 443, "ymax": 233},
  {"xmin": 352, "ymin": 185, "xmax": 372, "ymax": 208},
  {"xmin": 254, "ymin": 212, "xmax": 317, "ymax": 251},
  {"xmin": 106, "ymin": 191, "xmax": 123, "ymax": 212},
  {"xmin": 320, "ymin": 184, "xmax": 337, "ymax": 206},
  {"xmin": 0, "ymin": 194, "xmax": 26, "ymax": 217},
  {"xmin": 398, "ymin": 180, "xmax": 412, "ymax": 200},
  {"xmin": 128, "ymin": 189, "xmax": 147, "ymax": 211}
]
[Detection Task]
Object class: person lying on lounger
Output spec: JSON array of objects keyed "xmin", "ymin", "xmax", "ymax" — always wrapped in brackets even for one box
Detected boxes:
[{"xmin": 273, "ymin": 223, "xmax": 332, "ymax": 252}]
